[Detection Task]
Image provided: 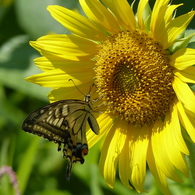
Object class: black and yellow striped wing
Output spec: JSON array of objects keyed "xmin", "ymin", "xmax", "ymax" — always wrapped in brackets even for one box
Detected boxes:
[{"xmin": 22, "ymin": 97, "xmax": 99, "ymax": 179}]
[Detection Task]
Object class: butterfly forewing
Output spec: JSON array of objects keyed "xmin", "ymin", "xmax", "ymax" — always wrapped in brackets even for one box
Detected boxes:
[
  {"xmin": 22, "ymin": 101, "xmax": 70, "ymax": 143},
  {"xmin": 22, "ymin": 97, "xmax": 99, "ymax": 179}
]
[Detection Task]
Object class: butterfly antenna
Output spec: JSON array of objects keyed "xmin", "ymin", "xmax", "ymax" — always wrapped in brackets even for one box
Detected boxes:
[
  {"xmin": 89, "ymin": 83, "xmax": 96, "ymax": 95},
  {"xmin": 68, "ymin": 79, "xmax": 85, "ymax": 96}
]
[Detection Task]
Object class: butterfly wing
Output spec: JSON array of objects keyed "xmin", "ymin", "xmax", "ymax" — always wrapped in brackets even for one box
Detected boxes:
[
  {"xmin": 88, "ymin": 113, "xmax": 99, "ymax": 135},
  {"xmin": 66, "ymin": 100, "xmax": 99, "ymax": 136},
  {"xmin": 22, "ymin": 100, "xmax": 71, "ymax": 144},
  {"xmin": 57, "ymin": 100, "xmax": 99, "ymax": 162},
  {"xmin": 22, "ymin": 99, "xmax": 99, "ymax": 179}
]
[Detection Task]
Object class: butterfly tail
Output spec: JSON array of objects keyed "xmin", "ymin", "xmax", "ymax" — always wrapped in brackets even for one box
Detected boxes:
[{"xmin": 66, "ymin": 160, "xmax": 72, "ymax": 180}]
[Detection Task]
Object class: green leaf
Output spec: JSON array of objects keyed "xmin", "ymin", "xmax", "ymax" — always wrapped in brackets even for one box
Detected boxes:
[
  {"xmin": 17, "ymin": 136, "xmax": 40, "ymax": 195},
  {"xmin": 0, "ymin": 35, "xmax": 49, "ymax": 100},
  {"xmin": 185, "ymin": 139, "xmax": 195, "ymax": 188},
  {"xmin": 89, "ymin": 164, "xmax": 104, "ymax": 195},
  {"xmin": 37, "ymin": 189, "xmax": 71, "ymax": 195},
  {"xmin": 170, "ymin": 30, "xmax": 195, "ymax": 52}
]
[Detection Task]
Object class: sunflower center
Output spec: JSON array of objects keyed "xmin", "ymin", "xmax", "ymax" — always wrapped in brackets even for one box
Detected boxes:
[{"xmin": 95, "ymin": 30, "xmax": 175, "ymax": 127}]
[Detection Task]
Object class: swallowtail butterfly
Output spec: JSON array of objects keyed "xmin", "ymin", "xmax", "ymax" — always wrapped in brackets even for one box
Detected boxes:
[{"xmin": 22, "ymin": 93, "xmax": 99, "ymax": 180}]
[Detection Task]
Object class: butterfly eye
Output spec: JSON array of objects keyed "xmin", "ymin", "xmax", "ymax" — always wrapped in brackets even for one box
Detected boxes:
[{"xmin": 86, "ymin": 94, "xmax": 90, "ymax": 99}]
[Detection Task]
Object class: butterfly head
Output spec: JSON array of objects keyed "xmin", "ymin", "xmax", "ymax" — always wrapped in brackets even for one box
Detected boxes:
[{"xmin": 84, "ymin": 94, "xmax": 91, "ymax": 103}]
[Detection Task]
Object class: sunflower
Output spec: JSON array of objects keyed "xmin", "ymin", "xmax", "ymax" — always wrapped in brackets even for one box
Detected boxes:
[{"xmin": 27, "ymin": 0, "xmax": 195, "ymax": 194}]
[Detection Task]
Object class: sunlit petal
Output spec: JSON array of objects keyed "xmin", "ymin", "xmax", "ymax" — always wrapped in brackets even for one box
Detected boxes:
[
  {"xmin": 170, "ymin": 48, "xmax": 195, "ymax": 70},
  {"xmin": 102, "ymin": 0, "xmax": 136, "ymax": 31},
  {"xmin": 173, "ymin": 76, "xmax": 195, "ymax": 114},
  {"xmin": 80, "ymin": 0, "xmax": 120, "ymax": 34},
  {"xmin": 47, "ymin": 5, "xmax": 107, "ymax": 41},
  {"xmin": 99, "ymin": 120, "xmax": 126, "ymax": 187}
]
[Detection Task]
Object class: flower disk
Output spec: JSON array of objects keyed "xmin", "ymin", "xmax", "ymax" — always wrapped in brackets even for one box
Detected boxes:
[{"xmin": 95, "ymin": 30, "xmax": 175, "ymax": 126}]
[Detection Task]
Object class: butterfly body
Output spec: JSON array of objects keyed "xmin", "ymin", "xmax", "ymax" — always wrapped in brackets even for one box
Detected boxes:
[{"xmin": 22, "ymin": 95, "xmax": 99, "ymax": 179}]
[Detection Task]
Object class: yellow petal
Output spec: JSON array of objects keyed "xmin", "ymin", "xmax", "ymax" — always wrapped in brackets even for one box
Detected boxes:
[
  {"xmin": 99, "ymin": 119, "xmax": 126, "ymax": 188},
  {"xmin": 118, "ymin": 125, "xmax": 149, "ymax": 192},
  {"xmin": 174, "ymin": 66, "xmax": 195, "ymax": 84},
  {"xmin": 173, "ymin": 76, "xmax": 195, "ymax": 114},
  {"xmin": 47, "ymin": 5, "xmax": 107, "ymax": 41},
  {"xmin": 150, "ymin": 0, "xmax": 169, "ymax": 42},
  {"xmin": 150, "ymin": 119, "xmax": 182, "ymax": 182},
  {"xmin": 30, "ymin": 34, "xmax": 99, "ymax": 60},
  {"xmin": 162, "ymin": 106, "xmax": 188, "ymax": 176},
  {"xmin": 170, "ymin": 48, "xmax": 195, "ymax": 70},
  {"xmin": 102, "ymin": 0, "xmax": 136, "ymax": 31},
  {"xmin": 34, "ymin": 56, "xmax": 95, "ymax": 72},
  {"xmin": 80, "ymin": 0, "xmax": 120, "ymax": 34},
  {"xmin": 26, "ymin": 68, "xmax": 94, "ymax": 88},
  {"xmin": 166, "ymin": 102, "xmax": 189, "ymax": 155},
  {"xmin": 129, "ymin": 125, "xmax": 149, "ymax": 192},
  {"xmin": 34, "ymin": 57, "xmax": 55, "ymax": 71},
  {"xmin": 176, "ymin": 99, "xmax": 195, "ymax": 143},
  {"xmin": 47, "ymin": 81, "xmax": 93, "ymax": 102},
  {"xmin": 147, "ymin": 140, "xmax": 172, "ymax": 195},
  {"xmin": 118, "ymin": 124, "xmax": 131, "ymax": 188},
  {"xmin": 165, "ymin": 11, "xmax": 195, "ymax": 49},
  {"xmin": 163, "ymin": 131, "xmax": 188, "ymax": 177},
  {"xmin": 137, "ymin": 0, "xmax": 149, "ymax": 31},
  {"xmin": 164, "ymin": 4, "xmax": 183, "ymax": 24}
]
